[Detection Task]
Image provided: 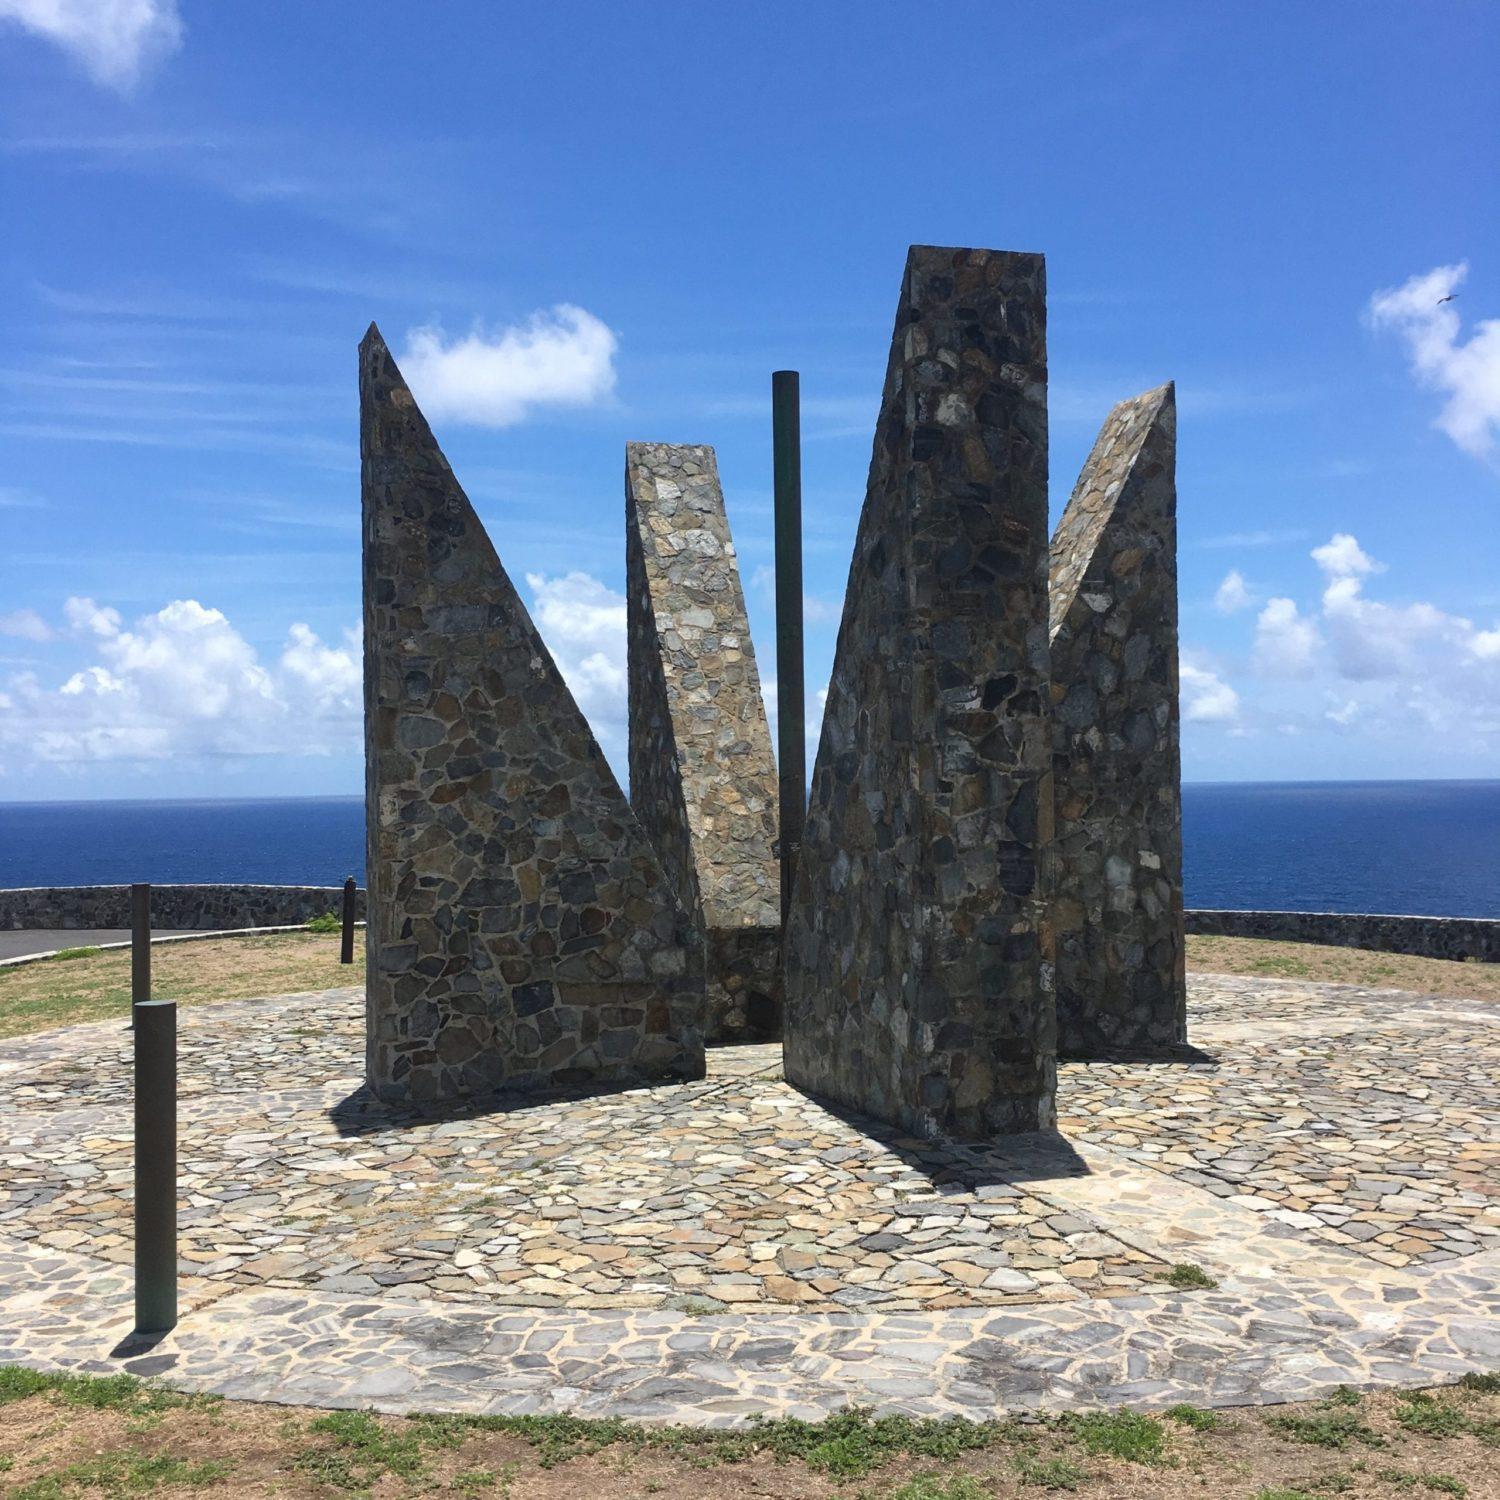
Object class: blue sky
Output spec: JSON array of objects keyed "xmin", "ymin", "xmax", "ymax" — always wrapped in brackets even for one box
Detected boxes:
[{"xmin": 0, "ymin": 0, "xmax": 1496, "ymax": 802}]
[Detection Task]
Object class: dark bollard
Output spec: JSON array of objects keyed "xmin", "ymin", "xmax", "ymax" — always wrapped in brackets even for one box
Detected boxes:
[
  {"xmin": 130, "ymin": 882, "xmax": 151, "ymax": 1009},
  {"xmin": 340, "ymin": 875, "xmax": 356, "ymax": 964},
  {"xmin": 773, "ymin": 370, "xmax": 806, "ymax": 925},
  {"xmin": 133, "ymin": 999, "xmax": 177, "ymax": 1335}
]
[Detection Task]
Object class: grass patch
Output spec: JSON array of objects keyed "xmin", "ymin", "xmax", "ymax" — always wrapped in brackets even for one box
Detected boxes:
[
  {"xmin": 866, "ymin": 1475, "xmax": 993, "ymax": 1500},
  {"xmin": 1013, "ymin": 1451, "xmax": 1088, "ymax": 1489},
  {"xmin": 1158, "ymin": 1263, "xmax": 1218, "ymax": 1291},
  {"xmin": 1457, "ymin": 1372, "xmax": 1500, "ymax": 1394},
  {"xmin": 1267, "ymin": 1407, "xmax": 1384, "ymax": 1450},
  {"xmin": 0, "ymin": 1366, "xmax": 218, "ymax": 1416},
  {"xmin": 50, "ymin": 946, "xmax": 103, "ymax": 961},
  {"xmin": 1394, "ymin": 1391, "xmax": 1498, "ymax": 1445},
  {"xmin": 0, "ymin": 932, "xmax": 358, "ymax": 1039},
  {"xmin": 1061, "ymin": 1411, "xmax": 1166, "ymax": 1464},
  {"xmin": 1164, "ymin": 1402, "xmax": 1219, "ymax": 1431},
  {"xmin": 8, "ymin": 1451, "xmax": 231, "ymax": 1497},
  {"xmin": 305, "ymin": 911, "xmax": 342, "ymax": 934}
]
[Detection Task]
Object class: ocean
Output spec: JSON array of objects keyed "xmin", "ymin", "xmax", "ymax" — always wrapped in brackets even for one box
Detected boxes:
[{"xmin": 0, "ymin": 781, "xmax": 1497, "ymax": 917}]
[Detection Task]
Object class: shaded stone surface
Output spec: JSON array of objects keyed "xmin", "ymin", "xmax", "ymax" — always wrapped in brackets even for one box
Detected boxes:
[
  {"xmin": 1049, "ymin": 384, "xmax": 1184, "ymax": 1057},
  {"xmin": 783, "ymin": 245, "xmax": 1055, "ymax": 1140},
  {"xmin": 625, "ymin": 444, "xmax": 781, "ymax": 1042},
  {"xmin": 360, "ymin": 326, "xmax": 704, "ymax": 1104}
]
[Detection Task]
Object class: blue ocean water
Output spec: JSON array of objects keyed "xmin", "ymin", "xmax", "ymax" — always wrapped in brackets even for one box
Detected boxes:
[{"xmin": 0, "ymin": 781, "xmax": 1496, "ymax": 917}]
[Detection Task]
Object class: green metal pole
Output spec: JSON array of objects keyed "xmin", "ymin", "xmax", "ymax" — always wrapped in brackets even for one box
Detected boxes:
[
  {"xmin": 134, "ymin": 999, "xmax": 177, "ymax": 1335},
  {"xmin": 340, "ymin": 876, "xmax": 356, "ymax": 965},
  {"xmin": 772, "ymin": 370, "xmax": 805, "ymax": 926},
  {"xmin": 130, "ymin": 882, "xmax": 150, "ymax": 1009}
]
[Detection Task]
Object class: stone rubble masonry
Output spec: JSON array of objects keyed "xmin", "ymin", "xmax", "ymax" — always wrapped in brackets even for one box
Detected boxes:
[
  {"xmin": 1185, "ymin": 909, "xmax": 1500, "ymax": 963},
  {"xmin": 1048, "ymin": 383, "xmax": 1186, "ymax": 1057},
  {"xmin": 0, "ymin": 885, "xmax": 366, "ymax": 932},
  {"xmin": 782, "ymin": 245, "xmax": 1056, "ymax": 1140},
  {"xmin": 360, "ymin": 325, "xmax": 705, "ymax": 1106},
  {"xmin": 625, "ymin": 443, "xmax": 782, "ymax": 1043}
]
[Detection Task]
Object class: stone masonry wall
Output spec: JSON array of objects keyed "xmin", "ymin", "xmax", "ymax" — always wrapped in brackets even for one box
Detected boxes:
[
  {"xmin": 0, "ymin": 884, "xmax": 366, "ymax": 931},
  {"xmin": 1048, "ymin": 384, "xmax": 1186, "ymax": 1056},
  {"xmin": 1186, "ymin": 909, "xmax": 1500, "ymax": 963},
  {"xmin": 361, "ymin": 325, "xmax": 705, "ymax": 1105},
  {"xmin": 625, "ymin": 443, "xmax": 781, "ymax": 1043},
  {"xmin": 783, "ymin": 245, "xmax": 1056, "ymax": 1140}
]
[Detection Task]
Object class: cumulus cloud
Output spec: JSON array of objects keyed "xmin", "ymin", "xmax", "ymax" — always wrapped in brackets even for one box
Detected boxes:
[
  {"xmin": 1253, "ymin": 596, "xmax": 1321, "ymax": 678},
  {"xmin": 0, "ymin": 0, "xmax": 182, "ymax": 89},
  {"xmin": 524, "ymin": 570, "xmax": 628, "ymax": 749},
  {"xmin": 400, "ymin": 306, "xmax": 618, "ymax": 428},
  {"xmin": 1181, "ymin": 659, "xmax": 1240, "ymax": 724},
  {"xmin": 0, "ymin": 608, "xmax": 53, "ymax": 642},
  {"xmin": 1213, "ymin": 568, "xmax": 1252, "ymax": 613},
  {"xmin": 1311, "ymin": 532, "xmax": 1384, "ymax": 580},
  {"xmin": 1367, "ymin": 261, "xmax": 1500, "ymax": 463},
  {"xmin": 0, "ymin": 599, "xmax": 359, "ymax": 767}
]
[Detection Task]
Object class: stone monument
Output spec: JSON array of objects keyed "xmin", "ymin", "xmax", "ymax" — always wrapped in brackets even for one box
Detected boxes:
[
  {"xmin": 625, "ymin": 443, "xmax": 782, "ymax": 1043},
  {"xmin": 1048, "ymin": 383, "xmax": 1186, "ymax": 1056},
  {"xmin": 360, "ymin": 325, "xmax": 705, "ymax": 1105},
  {"xmin": 782, "ymin": 246, "xmax": 1057, "ymax": 1140}
]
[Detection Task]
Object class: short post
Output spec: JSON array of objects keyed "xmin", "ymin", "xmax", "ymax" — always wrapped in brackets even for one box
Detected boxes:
[
  {"xmin": 134, "ymin": 999, "xmax": 177, "ymax": 1334},
  {"xmin": 340, "ymin": 876, "xmax": 357, "ymax": 965},
  {"xmin": 772, "ymin": 369, "xmax": 806, "ymax": 925},
  {"xmin": 130, "ymin": 882, "xmax": 151, "ymax": 1009}
]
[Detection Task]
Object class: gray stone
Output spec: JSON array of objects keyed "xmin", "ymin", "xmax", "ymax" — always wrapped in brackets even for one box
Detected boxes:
[
  {"xmin": 359, "ymin": 324, "xmax": 705, "ymax": 1105},
  {"xmin": 782, "ymin": 245, "xmax": 1056, "ymax": 1140},
  {"xmin": 1048, "ymin": 383, "xmax": 1185, "ymax": 1057},
  {"xmin": 625, "ymin": 444, "xmax": 781, "ymax": 1043}
]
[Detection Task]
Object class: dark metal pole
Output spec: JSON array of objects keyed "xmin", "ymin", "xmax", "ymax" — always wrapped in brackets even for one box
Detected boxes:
[
  {"xmin": 134, "ymin": 999, "xmax": 177, "ymax": 1335},
  {"xmin": 340, "ymin": 876, "xmax": 356, "ymax": 965},
  {"xmin": 130, "ymin": 882, "xmax": 151, "ymax": 1008},
  {"xmin": 773, "ymin": 370, "xmax": 806, "ymax": 925}
]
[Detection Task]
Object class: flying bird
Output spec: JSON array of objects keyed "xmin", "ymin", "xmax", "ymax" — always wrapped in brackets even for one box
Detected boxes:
[{"xmin": 1437, "ymin": 293, "xmax": 1458, "ymax": 305}]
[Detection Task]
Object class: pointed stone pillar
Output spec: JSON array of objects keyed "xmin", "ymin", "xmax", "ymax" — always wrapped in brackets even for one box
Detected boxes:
[
  {"xmin": 360, "ymin": 325, "xmax": 705, "ymax": 1104},
  {"xmin": 782, "ymin": 246, "xmax": 1056, "ymax": 1140},
  {"xmin": 1049, "ymin": 383, "xmax": 1185, "ymax": 1057},
  {"xmin": 626, "ymin": 443, "xmax": 782, "ymax": 1042}
]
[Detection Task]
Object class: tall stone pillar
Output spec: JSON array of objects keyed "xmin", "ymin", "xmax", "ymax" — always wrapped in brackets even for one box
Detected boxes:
[
  {"xmin": 360, "ymin": 325, "xmax": 705, "ymax": 1105},
  {"xmin": 1049, "ymin": 383, "xmax": 1185, "ymax": 1056},
  {"xmin": 626, "ymin": 443, "xmax": 782, "ymax": 1042},
  {"xmin": 782, "ymin": 246, "xmax": 1056, "ymax": 1140}
]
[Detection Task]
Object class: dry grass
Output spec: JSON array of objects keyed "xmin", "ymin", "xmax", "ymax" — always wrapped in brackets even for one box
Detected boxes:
[
  {"xmin": 0, "ymin": 1369, "xmax": 1494, "ymax": 1499},
  {"xmin": 0, "ymin": 933, "xmax": 362, "ymax": 1040},
  {"xmin": 1185, "ymin": 935, "xmax": 1500, "ymax": 1004}
]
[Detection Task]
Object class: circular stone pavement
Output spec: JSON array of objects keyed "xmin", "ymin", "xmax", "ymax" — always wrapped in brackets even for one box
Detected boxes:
[{"xmin": 0, "ymin": 975, "xmax": 1495, "ymax": 1421}]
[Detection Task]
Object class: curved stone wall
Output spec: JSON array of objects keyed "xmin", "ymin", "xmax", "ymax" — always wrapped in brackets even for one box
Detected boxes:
[
  {"xmin": 0, "ymin": 885, "xmax": 365, "ymax": 932},
  {"xmin": 1185, "ymin": 909, "xmax": 1500, "ymax": 964}
]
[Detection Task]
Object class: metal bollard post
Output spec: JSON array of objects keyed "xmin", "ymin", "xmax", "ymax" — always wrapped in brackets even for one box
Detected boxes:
[
  {"xmin": 130, "ymin": 882, "xmax": 151, "ymax": 1009},
  {"xmin": 772, "ymin": 370, "xmax": 806, "ymax": 925},
  {"xmin": 134, "ymin": 998, "xmax": 177, "ymax": 1334},
  {"xmin": 340, "ymin": 875, "xmax": 356, "ymax": 964}
]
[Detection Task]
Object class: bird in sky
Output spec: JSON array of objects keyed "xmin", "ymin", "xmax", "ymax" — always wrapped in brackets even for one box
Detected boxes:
[{"xmin": 1437, "ymin": 293, "xmax": 1458, "ymax": 305}]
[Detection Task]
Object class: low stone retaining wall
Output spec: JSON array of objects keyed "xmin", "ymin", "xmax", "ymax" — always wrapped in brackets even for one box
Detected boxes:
[
  {"xmin": 0, "ymin": 884, "xmax": 367, "ymax": 932},
  {"xmin": 1185, "ymin": 909, "xmax": 1500, "ymax": 963}
]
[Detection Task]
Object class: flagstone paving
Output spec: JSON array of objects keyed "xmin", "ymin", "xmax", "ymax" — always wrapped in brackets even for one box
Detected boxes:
[{"xmin": 0, "ymin": 973, "xmax": 1495, "ymax": 1419}]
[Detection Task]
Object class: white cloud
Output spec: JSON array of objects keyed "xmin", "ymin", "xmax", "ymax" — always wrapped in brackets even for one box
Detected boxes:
[
  {"xmin": 0, "ymin": 608, "xmax": 53, "ymax": 642},
  {"xmin": 400, "ymin": 306, "xmax": 618, "ymax": 428},
  {"xmin": 1213, "ymin": 568, "xmax": 1252, "ymax": 613},
  {"xmin": 524, "ymin": 571, "xmax": 628, "ymax": 748},
  {"xmin": 0, "ymin": 0, "xmax": 182, "ymax": 90},
  {"xmin": 1181, "ymin": 659, "xmax": 1240, "ymax": 723},
  {"xmin": 0, "ymin": 599, "xmax": 359, "ymax": 767},
  {"xmin": 1311, "ymin": 532, "xmax": 1384, "ymax": 580},
  {"xmin": 1253, "ymin": 596, "xmax": 1321, "ymax": 678},
  {"xmin": 1367, "ymin": 261, "xmax": 1500, "ymax": 463}
]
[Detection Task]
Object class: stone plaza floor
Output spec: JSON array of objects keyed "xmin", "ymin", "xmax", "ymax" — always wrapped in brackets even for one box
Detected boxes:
[{"xmin": 0, "ymin": 974, "xmax": 1495, "ymax": 1421}]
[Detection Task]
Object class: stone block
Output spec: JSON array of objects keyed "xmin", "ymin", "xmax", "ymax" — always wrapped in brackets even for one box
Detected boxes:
[
  {"xmin": 626, "ymin": 443, "xmax": 782, "ymax": 1042},
  {"xmin": 1049, "ymin": 382, "xmax": 1185, "ymax": 1056},
  {"xmin": 360, "ymin": 325, "xmax": 705, "ymax": 1104},
  {"xmin": 782, "ymin": 245, "xmax": 1056, "ymax": 1139}
]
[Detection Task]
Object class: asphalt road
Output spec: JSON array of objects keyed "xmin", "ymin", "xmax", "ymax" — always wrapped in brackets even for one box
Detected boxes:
[{"xmin": 0, "ymin": 929, "xmax": 195, "ymax": 961}]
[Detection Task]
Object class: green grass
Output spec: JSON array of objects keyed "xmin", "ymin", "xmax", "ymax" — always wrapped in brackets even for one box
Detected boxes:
[
  {"xmin": 865, "ymin": 1475, "xmax": 993, "ymax": 1500},
  {"xmin": 1158, "ymin": 1263, "xmax": 1219, "ymax": 1291},
  {"xmin": 51, "ymin": 946, "xmax": 103, "ymax": 961},
  {"xmin": 0, "ymin": 1367, "xmax": 218, "ymax": 1416},
  {"xmin": 1254, "ymin": 1489, "xmax": 1315, "ymax": 1500},
  {"xmin": 8, "ymin": 1451, "xmax": 232, "ymax": 1497},
  {"xmin": 1164, "ymin": 1402, "xmax": 1219, "ymax": 1431},
  {"xmin": 1012, "ymin": 1451, "xmax": 1088, "ymax": 1489},
  {"xmin": 1393, "ymin": 1391, "xmax": 1498, "ymax": 1445},
  {"xmin": 304, "ymin": 911, "xmax": 342, "ymax": 934},
  {"xmin": 1060, "ymin": 1411, "xmax": 1166, "ymax": 1464},
  {"xmin": 1268, "ymin": 1407, "xmax": 1384, "ymax": 1450},
  {"xmin": 1457, "ymin": 1372, "xmax": 1500, "ymax": 1393}
]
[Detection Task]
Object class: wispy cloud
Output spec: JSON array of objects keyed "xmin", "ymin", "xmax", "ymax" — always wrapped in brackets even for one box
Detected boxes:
[
  {"xmin": 0, "ymin": 0, "xmax": 182, "ymax": 91},
  {"xmin": 1195, "ymin": 528, "xmax": 1310, "ymax": 550}
]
